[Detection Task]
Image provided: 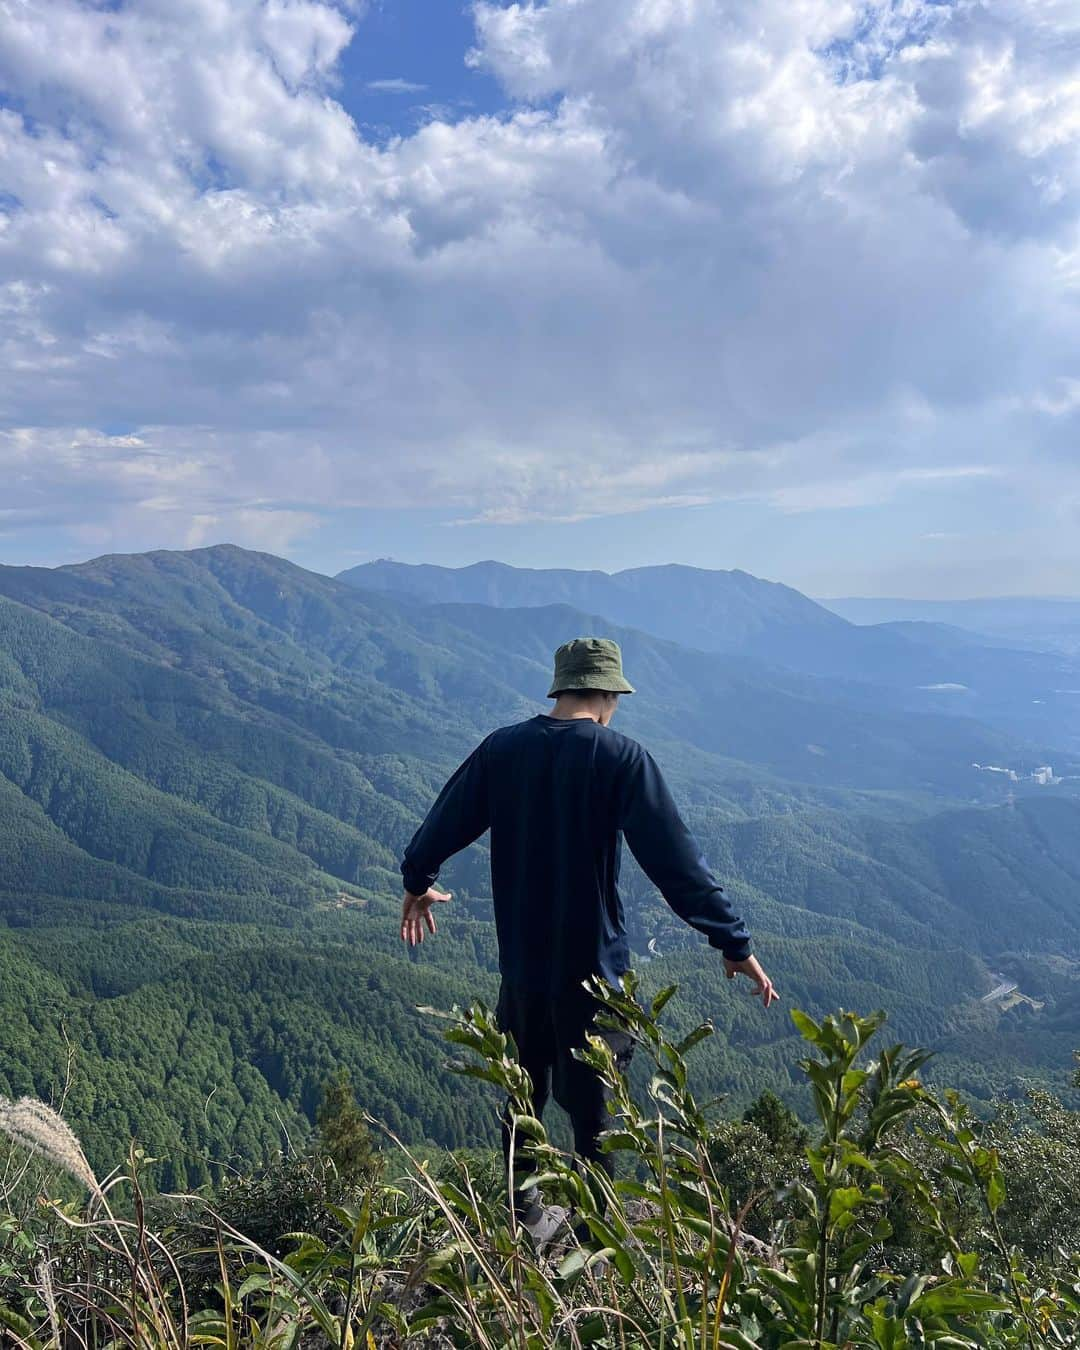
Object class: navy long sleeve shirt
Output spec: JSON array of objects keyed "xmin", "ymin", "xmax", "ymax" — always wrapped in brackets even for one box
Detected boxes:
[{"xmin": 401, "ymin": 713, "xmax": 752, "ymax": 993}]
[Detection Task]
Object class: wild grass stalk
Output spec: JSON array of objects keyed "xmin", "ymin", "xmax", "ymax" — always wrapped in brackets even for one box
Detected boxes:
[
  {"xmin": 0, "ymin": 1097, "xmax": 100, "ymax": 1199},
  {"xmin": 1, "ymin": 988, "xmax": 1078, "ymax": 1348}
]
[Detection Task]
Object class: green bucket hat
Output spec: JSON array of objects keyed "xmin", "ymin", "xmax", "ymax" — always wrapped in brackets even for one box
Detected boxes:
[{"xmin": 547, "ymin": 636, "xmax": 636, "ymax": 698}]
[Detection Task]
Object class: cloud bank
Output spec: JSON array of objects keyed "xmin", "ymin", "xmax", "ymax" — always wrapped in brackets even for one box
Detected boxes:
[{"xmin": 0, "ymin": 0, "xmax": 1077, "ymax": 562}]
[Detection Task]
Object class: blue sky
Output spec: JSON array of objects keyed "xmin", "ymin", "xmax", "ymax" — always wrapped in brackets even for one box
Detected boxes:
[
  {"xmin": 336, "ymin": 1, "xmax": 507, "ymax": 137},
  {"xmin": 0, "ymin": 0, "xmax": 1077, "ymax": 597}
]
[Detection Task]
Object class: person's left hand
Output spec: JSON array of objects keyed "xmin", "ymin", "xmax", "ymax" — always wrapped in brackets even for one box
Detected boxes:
[
  {"xmin": 400, "ymin": 886, "xmax": 452, "ymax": 946},
  {"xmin": 723, "ymin": 954, "xmax": 779, "ymax": 1008}
]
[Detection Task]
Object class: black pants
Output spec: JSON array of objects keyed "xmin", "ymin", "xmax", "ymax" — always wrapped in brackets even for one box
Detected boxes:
[{"xmin": 495, "ymin": 980, "xmax": 634, "ymax": 1217}]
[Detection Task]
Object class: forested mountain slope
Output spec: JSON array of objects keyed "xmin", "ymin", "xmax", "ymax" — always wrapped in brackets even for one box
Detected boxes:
[
  {"xmin": 337, "ymin": 559, "xmax": 841, "ymax": 648},
  {"xmin": 0, "ymin": 545, "xmax": 1078, "ymax": 1179},
  {"xmin": 341, "ymin": 558, "xmax": 1080, "ymax": 750}
]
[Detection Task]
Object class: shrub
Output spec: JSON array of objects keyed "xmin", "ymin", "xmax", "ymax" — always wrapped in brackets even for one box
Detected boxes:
[{"xmin": 0, "ymin": 985, "xmax": 1078, "ymax": 1348}]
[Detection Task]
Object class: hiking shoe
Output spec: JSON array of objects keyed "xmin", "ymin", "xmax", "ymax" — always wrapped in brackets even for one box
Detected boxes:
[{"xmin": 521, "ymin": 1203, "xmax": 571, "ymax": 1250}]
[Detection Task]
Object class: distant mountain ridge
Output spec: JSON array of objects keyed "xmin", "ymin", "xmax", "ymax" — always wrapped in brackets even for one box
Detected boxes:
[
  {"xmin": 822, "ymin": 595, "xmax": 1080, "ymax": 658},
  {"xmin": 338, "ymin": 558, "xmax": 845, "ymax": 651},
  {"xmin": 339, "ymin": 558, "xmax": 1080, "ymax": 753},
  {"xmin": 1, "ymin": 545, "xmax": 1042, "ymax": 799}
]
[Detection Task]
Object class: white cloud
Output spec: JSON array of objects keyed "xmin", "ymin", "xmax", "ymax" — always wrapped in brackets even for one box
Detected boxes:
[
  {"xmin": 366, "ymin": 77, "xmax": 427, "ymax": 94},
  {"xmin": 0, "ymin": 0, "xmax": 1077, "ymax": 560}
]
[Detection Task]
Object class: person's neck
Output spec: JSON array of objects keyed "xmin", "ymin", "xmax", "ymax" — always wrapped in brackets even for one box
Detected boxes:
[{"xmin": 549, "ymin": 697, "xmax": 604, "ymax": 723}]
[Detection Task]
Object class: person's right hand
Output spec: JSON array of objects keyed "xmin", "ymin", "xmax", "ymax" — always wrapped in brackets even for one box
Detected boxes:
[
  {"xmin": 400, "ymin": 886, "xmax": 452, "ymax": 946},
  {"xmin": 723, "ymin": 954, "xmax": 779, "ymax": 1008}
]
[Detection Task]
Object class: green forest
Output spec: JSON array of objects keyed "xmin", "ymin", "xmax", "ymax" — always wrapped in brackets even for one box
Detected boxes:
[
  {"xmin": 0, "ymin": 544, "xmax": 1077, "ymax": 1190},
  {"xmin": 0, "ymin": 544, "xmax": 1077, "ymax": 1345}
]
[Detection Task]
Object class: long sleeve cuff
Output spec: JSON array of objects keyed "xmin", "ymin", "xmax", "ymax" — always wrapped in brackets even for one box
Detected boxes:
[
  {"xmin": 710, "ymin": 934, "xmax": 752, "ymax": 963},
  {"xmin": 402, "ymin": 862, "xmax": 435, "ymax": 896}
]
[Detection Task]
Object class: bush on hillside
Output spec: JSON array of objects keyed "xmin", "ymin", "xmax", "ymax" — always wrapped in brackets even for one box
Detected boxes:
[{"xmin": 0, "ymin": 984, "xmax": 1079, "ymax": 1347}]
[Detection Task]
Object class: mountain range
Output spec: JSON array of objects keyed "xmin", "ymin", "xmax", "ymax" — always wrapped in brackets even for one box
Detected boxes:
[
  {"xmin": 340, "ymin": 559, "xmax": 1080, "ymax": 753},
  {"xmin": 822, "ymin": 595, "xmax": 1080, "ymax": 658},
  {"xmin": 0, "ymin": 545, "xmax": 1077, "ymax": 1182}
]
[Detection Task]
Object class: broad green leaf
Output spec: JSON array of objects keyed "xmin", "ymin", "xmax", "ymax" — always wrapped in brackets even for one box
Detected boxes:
[
  {"xmin": 650, "ymin": 984, "xmax": 678, "ymax": 1018},
  {"xmin": 828, "ymin": 1186, "xmax": 865, "ymax": 1223},
  {"xmin": 790, "ymin": 1008, "xmax": 823, "ymax": 1045}
]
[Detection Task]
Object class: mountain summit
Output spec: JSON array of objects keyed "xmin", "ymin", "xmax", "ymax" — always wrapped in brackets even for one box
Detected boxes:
[{"xmin": 337, "ymin": 559, "xmax": 844, "ymax": 654}]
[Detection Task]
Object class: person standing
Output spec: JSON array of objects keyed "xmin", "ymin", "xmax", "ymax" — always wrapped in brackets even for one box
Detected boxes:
[{"xmin": 400, "ymin": 637, "xmax": 777, "ymax": 1228}]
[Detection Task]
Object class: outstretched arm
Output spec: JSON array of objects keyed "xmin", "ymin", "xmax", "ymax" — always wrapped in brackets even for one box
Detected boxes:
[
  {"xmin": 400, "ymin": 741, "xmax": 490, "ymax": 946},
  {"xmin": 621, "ymin": 750, "xmax": 777, "ymax": 1007}
]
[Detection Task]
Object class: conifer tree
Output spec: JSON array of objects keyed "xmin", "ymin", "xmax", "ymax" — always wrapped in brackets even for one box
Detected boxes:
[{"xmin": 315, "ymin": 1070, "xmax": 381, "ymax": 1182}]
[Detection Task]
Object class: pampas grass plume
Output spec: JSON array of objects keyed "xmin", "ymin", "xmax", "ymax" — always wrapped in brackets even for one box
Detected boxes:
[{"xmin": 0, "ymin": 1096, "xmax": 100, "ymax": 1195}]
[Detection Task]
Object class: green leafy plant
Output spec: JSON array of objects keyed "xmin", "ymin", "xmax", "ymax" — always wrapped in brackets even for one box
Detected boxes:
[{"xmin": 0, "ymin": 988, "xmax": 1078, "ymax": 1348}]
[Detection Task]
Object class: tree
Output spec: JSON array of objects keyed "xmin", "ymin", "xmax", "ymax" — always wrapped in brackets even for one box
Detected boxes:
[
  {"xmin": 743, "ymin": 1088, "xmax": 809, "ymax": 1152},
  {"xmin": 315, "ymin": 1070, "xmax": 381, "ymax": 1183}
]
